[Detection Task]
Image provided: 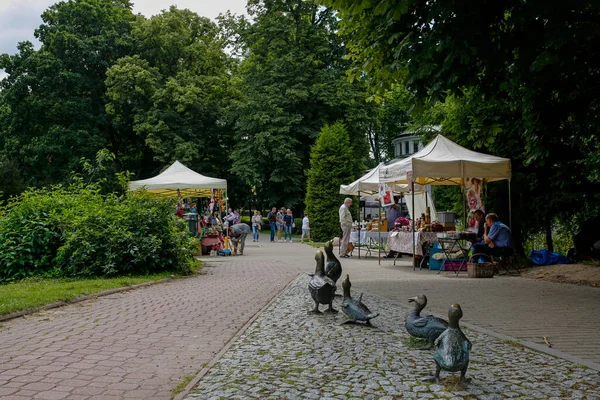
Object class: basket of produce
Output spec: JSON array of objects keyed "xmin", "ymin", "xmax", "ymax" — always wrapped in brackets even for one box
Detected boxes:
[{"xmin": 467, "ymin": 254, "xmax": 496, "ymax": 278}]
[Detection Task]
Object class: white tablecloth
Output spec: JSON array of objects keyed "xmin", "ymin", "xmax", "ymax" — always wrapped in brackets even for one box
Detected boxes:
[{"xmin": 350, "ymin": 230, "xmax": 388, "ymax": 244}]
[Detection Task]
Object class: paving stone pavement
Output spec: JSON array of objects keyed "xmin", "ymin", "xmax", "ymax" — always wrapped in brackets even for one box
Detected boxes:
[
  {"xmin": 185, "ymin": 274, "xmax": 600, "ymax": 399},
  {"xmin": 1, "ymin": 240, "xmax": 599, "ymax": 399}
]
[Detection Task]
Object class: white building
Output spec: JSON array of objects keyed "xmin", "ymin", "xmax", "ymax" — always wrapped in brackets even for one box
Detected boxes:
[{"xmin": 391, "ymin": 126, "xmax": 440, "ymax": 159}]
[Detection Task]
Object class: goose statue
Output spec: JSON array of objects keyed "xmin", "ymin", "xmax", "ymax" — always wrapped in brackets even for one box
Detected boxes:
[
  {"xmin": 340, "ymin": 275, "xmax": 379, "ymax": 325},
  {"xmin": 426, "ymin": 303, "xmax": 472, "ymax": 384},
  {"xmin": 405, "ymin": 294, "xmax": 448, "ymax": 349},
  {"xmin": 308, "ymin": 250, "xmax": 337, "ymax": 313}
]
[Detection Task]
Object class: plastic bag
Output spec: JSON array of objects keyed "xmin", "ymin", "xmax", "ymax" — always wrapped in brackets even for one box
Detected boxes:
[{"xmin": 529, "ymin": 248, "xmax": 570, "ymax": 265}]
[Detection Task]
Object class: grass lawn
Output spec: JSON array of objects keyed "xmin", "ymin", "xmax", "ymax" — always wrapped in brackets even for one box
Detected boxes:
[{"xmin": 0, "ymin": 268, "xmax": 200, "ymax": 316}]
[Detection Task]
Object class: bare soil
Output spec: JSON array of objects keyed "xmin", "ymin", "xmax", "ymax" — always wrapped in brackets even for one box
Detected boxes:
[{"xmin": 519, "ymin": 262, "xmax": 600, "ymax": 287}]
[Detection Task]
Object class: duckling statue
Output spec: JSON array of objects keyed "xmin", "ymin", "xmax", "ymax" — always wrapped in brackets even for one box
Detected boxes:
[
  {"xmin": 425, "ymin": 303, "xmax": 472, "ymax": 384},
  {"xmin": 308, "ymin": 250, "xmax": 337, "ymax": 313},
  {"xmin": 340, "ymin": 275, "xmax": 379, "ymax": 326},
  {"xmin": 405, "ymin": 294, "xmax": 448, "ymax": 349},
  {"xmin": 323, "ymin": 240, "xmax": 342, "ymax": 284}
]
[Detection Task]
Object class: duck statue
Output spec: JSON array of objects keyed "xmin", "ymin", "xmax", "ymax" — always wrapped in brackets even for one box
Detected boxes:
[
  {"xmin": 308, "ymin": 250, "xmax": 337, "ymax": 313},
  {"xmin": 340, "ymin": 275, "xmax": 379, "ymax": 326},
  {"xmin": 323, "ymin": 240, "xmax": 342, "ymax": 284},
  {"xmin": 405, "ymin": 294, "xmax": 448, "ymax": 349},
  {"xmin": 426, "ymin": 303, "xmax": 472, "ymax": 384}
]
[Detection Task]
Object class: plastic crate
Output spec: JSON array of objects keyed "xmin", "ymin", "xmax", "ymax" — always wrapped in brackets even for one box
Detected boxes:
[{"xmin": 428, "ymin": 247, "xmax": 445, "ymax": 270}]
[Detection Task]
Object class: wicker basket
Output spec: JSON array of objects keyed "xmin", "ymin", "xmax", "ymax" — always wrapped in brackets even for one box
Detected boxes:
[{"xmin": 467, "ymin": 254, "xmax": 496, "ymax": 278}]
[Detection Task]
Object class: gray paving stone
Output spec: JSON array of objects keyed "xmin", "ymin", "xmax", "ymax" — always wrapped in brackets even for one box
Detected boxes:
[{"xmin": 186, "ymin": 275, "xmax": 600, "ymax": 399}]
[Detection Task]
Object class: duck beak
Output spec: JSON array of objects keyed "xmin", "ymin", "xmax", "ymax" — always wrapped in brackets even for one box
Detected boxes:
[{"xmin": 408, "ymin": 297, "xmax": 416, "ymax": 303}]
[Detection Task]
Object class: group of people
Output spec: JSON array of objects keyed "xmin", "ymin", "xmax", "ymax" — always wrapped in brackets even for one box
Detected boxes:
[
  {"xmin": 266, "ymin": 207, "xmax": 311, "ymax": 243},
  {"xmin": 338, "ymin": 195, "xmax": 514, "ymax": 263},
  {"xmin": 470, "ymin": 210, "xmax": 513, "ymax": 260},
  {"xmin": 224, "ymin": 207, "xmax": 312, "ymax": 256}
]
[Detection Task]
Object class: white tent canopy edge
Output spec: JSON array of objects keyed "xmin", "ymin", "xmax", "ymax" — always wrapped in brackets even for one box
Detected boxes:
[{"xmin": 129, "ymin": 160, "xmax": 227, "ymax": 197}]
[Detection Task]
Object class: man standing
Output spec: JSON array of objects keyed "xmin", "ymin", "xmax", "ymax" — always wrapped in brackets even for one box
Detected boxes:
[
  {"xmin": 339, "ymin": 197, "xmax": 353, "ymax": 258},
  {"xmin": 267, "ymin": 207, "xmax": 277, "ymax": 242},
  {"xmin": 229, "ymin": 223, "xmax": 252, "ymax": 255},
  {"xmin": 386, "ymin": 203, "xmax": 398, "ymax": 231}
]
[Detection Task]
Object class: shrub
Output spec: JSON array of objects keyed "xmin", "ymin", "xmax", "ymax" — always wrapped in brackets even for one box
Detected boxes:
[
  {"xmin": 0, "ymin": 183, "xmax": 196, "ymax": 282},
  {"xmin": 305, "ymin": 122, "xmax": 364, "ymax": 241}
]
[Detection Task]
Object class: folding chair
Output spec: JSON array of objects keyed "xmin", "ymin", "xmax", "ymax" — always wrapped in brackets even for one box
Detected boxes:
[{"xmin": 494, "ymin": 247, "xmax": 520, "ymax": 275}]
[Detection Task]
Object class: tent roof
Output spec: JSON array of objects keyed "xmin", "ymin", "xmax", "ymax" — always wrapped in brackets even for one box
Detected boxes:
[
  {"xmin": 129, "ymin": 160, "xmax": 227, "ymax": 197},
  {"xmin": 340, "ymin": 163, "xmax": 411, "ymax": 195},
  {"xmin": 379, "ymin": 135, "xmax": 511, "ymax": 185}
]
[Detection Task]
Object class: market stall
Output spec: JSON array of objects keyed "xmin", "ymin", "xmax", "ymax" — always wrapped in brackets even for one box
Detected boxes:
[
  {"xmin": 379, "ymin": 135, "xmax": 512, "ymax": 270},
  {"xmin": 340, "ymin": 163, "xmax": 434, "ymax": 260},
  {"xmin": 129, "ymin": 160, "xmax": 229, "ymax": 253}
]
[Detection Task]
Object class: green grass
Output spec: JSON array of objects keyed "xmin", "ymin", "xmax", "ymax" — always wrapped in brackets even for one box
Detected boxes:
[
  {"xmin": 0, "ymin": 266, "xmax": 201, "ymax": 316},
  {"xmin": 171, "ymin": 373, "xmax": 197, "ymax": 399}
]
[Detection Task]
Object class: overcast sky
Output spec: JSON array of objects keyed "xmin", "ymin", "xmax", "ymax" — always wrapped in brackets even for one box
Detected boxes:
[{"xmin": 0, "ymin": 0, "xmax": 248, "ymax": 56}]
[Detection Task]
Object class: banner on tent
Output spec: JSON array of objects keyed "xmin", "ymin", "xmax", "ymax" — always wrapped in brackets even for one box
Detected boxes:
[
  {"xmin": 407, "ymin": 172, "xmax": 413, "ymax": 192},
  {"xmin": 378, "ymin": 183, "xmax": 395, "ymax": 207},
  {"xmin": 465, "ymin": 177, "xmax": 484, "ymax": 232}
]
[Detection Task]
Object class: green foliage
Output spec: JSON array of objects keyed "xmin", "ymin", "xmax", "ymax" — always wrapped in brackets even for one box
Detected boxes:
[
  {"xmin": 0, "ymin": 176, "xmax": 195, "ymax": 282},
  {"xmin": 305, "ymin": 122, "xmax": 364, "ymax": 241},
  {"xmin": 0, "ymin": 272, "xmax": 186, "ymax": 316},
  {"xmin": 0, "ymin": 0, "xmax": 136, "ymax": 189},
  {"xmin": 322, "ymin": 0, "xmax": 600, "ymax": 254},
  {"xmin": 228, "ymin": 0, "xmax": 372, "ymax": 209}
]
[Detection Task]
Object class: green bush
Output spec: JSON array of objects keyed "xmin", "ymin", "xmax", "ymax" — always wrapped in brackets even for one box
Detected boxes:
[
  {"xmin": 0, "ymin": 183, "xmax": 196, "ymax": 282},
  {"xmin": 305, "ymin": 122, "xmax": 364, "ymax": 241}
]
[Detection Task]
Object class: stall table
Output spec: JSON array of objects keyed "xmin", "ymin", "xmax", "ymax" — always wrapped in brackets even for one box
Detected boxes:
[
  {"xmin": 437, "ymin": 237, "xmax": 472, "ymax": 276},
  {"xmin": 386, "ymin": 231, "xmax": 439, "ymax": 265},
  {"xmin": 200, "ymin": 233, "xmax": 224, "ymax": 255},
  {"xmin": 349, "ymin": 230, "xmax": 388, "ymax": 258}
]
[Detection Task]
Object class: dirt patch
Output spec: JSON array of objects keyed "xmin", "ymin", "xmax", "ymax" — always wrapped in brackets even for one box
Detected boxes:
[{"xmin": 520, "ymin": 263, "xmax": 600, "ymax": 287}]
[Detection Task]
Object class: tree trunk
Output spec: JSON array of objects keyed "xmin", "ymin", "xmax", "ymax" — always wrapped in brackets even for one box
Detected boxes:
[{"xmin": 545, "ymin": 217, "xmax": 554, "ymax": 253}]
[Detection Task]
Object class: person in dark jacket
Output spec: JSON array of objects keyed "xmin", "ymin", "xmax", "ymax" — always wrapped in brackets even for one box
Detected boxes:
[{"xmin": 267, "ymin": 207, "xmax": 277, "ymax": 242}]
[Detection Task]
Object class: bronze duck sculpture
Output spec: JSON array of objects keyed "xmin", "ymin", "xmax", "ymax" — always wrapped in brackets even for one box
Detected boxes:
[
  {"xmin": 308, "ymin": 250, "xmax": 337, "ymax": 313},
  {"xmin": 405, "ymin": 294, "xmax": 448, "ymax": 349},
  {"xmin": 323, "ymin": 240, "xmax": 342, "ymax": 284},
  {"xmin": 427, "ymin": 303, "xmax": 472, "ymax": 384},
  {"xmin": 341, "ymin": 275, "xmax": 379, "ymax": 325}
]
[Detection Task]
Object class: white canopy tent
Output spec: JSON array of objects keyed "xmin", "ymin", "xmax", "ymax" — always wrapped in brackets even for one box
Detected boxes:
[
  {"xmin": 129, "ymin": 160, "xmax": 227, "ymax": 197},
  {"xmin": 378, "ymin": 134, "xmax": 512, "ymax": 268},
  {"xmin": 339, "ymin": 163, "xmax": 436, "ymax": 221},
  {"xmin": 379, "ymin": 135, "xmax": 511, "ymax": 186},
  {"xmin": 340, "ymin": 163, "xmax": 437, "ymax": 261}
]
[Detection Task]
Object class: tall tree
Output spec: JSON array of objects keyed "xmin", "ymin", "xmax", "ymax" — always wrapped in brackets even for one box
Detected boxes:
[
  {"xmin": 229, "ymin": 0, "xmax": 372, "ymax": 210},
  {"xmin": 104, "ymin": 7, "xmax": 245, "ymax": 200},
  {"xmin": 305, "ymin": 122, "xmax": 363, "ymax": 241},
  {"xmin": 322, "ymin": 0, "xmax": 600, "ymax": 252},
  {"xmin": 0, "ymin": 0, "xmax": 135, "ymax": 188}
]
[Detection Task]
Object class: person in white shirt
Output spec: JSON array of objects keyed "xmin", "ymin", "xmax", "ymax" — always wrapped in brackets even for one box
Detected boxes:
[
  {"xmin": 339, "ymin": 197, "xmax": 353, "ymax": 258},
  {"xmin": 301, "ymin": 213, "xmax": 310, "ymax": 243}
]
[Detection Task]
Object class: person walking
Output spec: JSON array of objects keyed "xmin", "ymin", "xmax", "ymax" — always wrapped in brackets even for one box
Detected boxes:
[
  {"xmin": 229, "ymin": 223, "xmax": 251, "ymax": 255},
  {"xmin": 251, "ymin": 210, "xmax": 262, "ymax": 242},
  {"xmin": 339, "ymin": 197, "xmax": 353, "ymax": 258},
  {"xmin": 276, "ymin": 207, "xmax": 285, "ymax": 242},
  {"xmin": 283, "ymin": 209, "xmax": 294, "ymax": 242},
  {"xmin": 301, "ymin": 213, "xmax": 310, "ymax": 243},
  {"xmin": 267, "ymin": 207, "xmax": 277, "ymax": 242}
]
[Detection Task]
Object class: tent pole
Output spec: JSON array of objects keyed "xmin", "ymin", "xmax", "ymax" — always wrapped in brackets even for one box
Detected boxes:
[
  {"xmin": 358, "ymin": 191, "xmax": 361, "ymax": 259},
  {"xmin": 378, "ymin": 200, "xmax": 381, "ymax": 265},
  {"xmin": 508, "ymin": 179, "xmax": 512, "ymax": 230},
  {"xmin": 412, "ymin": 182, "xmax": 416, "ymax": 270}
]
